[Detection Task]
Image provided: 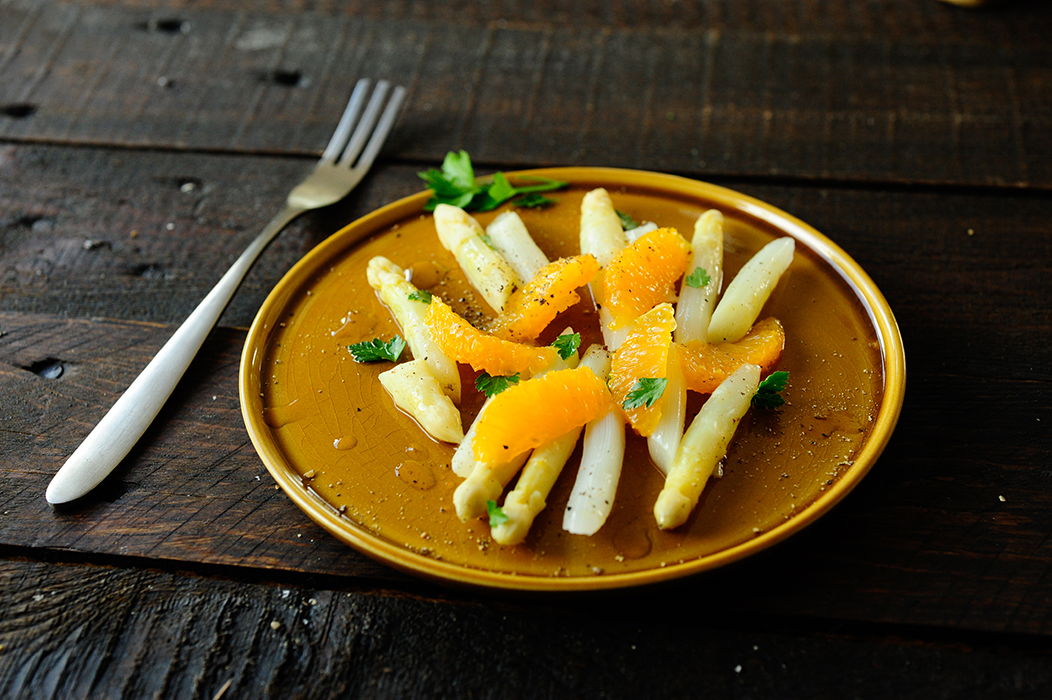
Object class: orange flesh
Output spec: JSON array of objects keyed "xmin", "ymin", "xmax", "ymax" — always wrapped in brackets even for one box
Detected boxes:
[
  {"xmin": 678, "ymin": 317, "xmax": 786, "ymax": 394},
  {"xmin": 425, "ymin": 297, "xmax": 557, "ymax": 377},
  {"xmin": 472, "ymin": 366, "xmax": 614, "ymax": 462},
  {"xmin": 608, "ymin": 303, "xmax": 677, "ymax": 436},
  {"xmin": 489, "ymin": 254, "xmax": 600, "ymax": 342},
  {"xmin": 599, "ymin": 227, "xmax": 691, "ymax": 329}
]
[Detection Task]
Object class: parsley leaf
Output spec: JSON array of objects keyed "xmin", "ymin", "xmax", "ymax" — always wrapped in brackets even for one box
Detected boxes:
[
  {"xmin": 487, "ymin": 500, "xmax": 509, "ymax": 527},
  {"xmin": 752, "ymin": 371, "xmax": 789, "ymax": 410},
  {"xmin": 418, "ymin": 150, "xmax": 483, "ymax": 211},
  {"xmin": 475, "ymin": 372, "xmax": 520, "ymax": 398},
  {"xmin": 513, "ymin": 193, "xmax": 557, "ymax": 208},
  {"xmin": 348, "ymin": 336, "xmax": 406, "ymax": 363},
  {"xmin": 419, "ymin": 151, "xmax": 567, "ymax": 212},
  {"xmin": 483, "ymin": 171, "xmax": 518, "ymax": 205},
  {"xmin": 408, "ymin": 289, "xmax": 432, "ymax": 304},
  {"xmin": 684, "ymin": 266, "xmax": 712, "ymax": 288},
  {"xmin": 440, "ymin": 150, "xmax": 477, "ymax": 191},
  {"xmin": 623, "ymin": 377, "xmax": 668, "ymax": 410},
  {"xmin": 551, "ymin": 332, "xmax": 581, "ymax": 360},
  {"xmin": 616, "ymin": 209, "xmax": 639, "ymax": 231}
]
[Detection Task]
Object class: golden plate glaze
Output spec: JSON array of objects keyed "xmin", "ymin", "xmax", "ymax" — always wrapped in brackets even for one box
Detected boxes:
[{"xmin": 240, "ymin": 168, "xmax": 905, "ymax": 591}]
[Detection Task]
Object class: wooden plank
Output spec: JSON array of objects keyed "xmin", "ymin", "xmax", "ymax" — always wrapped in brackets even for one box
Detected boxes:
[
  {"xmin": 1, "ymin": 0, "xmax": 1050, "ymax": 187},
  {"xmin": 0, "ymin": 146, "xmax": 422, "ymax": 328},
  {"xmin": 3, "ymin": 559, "xmax": 1052, "ymax": 699}
]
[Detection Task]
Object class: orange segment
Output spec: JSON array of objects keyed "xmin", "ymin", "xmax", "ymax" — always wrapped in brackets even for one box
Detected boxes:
[
  {"xmin": 678, "ymin": 317, "xmax": 785, "ymax": 394},
  {"xmin": 473, "ymin": 366, "xmax": 613, "ymax": 462},
  {"xmin": 488, "ymin": 254, "xmax": 600, "ymax": 343},
  {"xmin": 425, "ymin": 297, "xmax": 557, "ymax": 377},
  {"xmin": 599, "ymin": 227, "xmax": 691, "ymax": 329},
  {"xmin": 609, "ymin": 303, "xmax": 676, "ymax": 436}
]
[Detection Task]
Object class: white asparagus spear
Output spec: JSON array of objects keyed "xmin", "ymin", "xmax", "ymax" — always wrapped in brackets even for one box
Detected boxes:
[
  {"xmin": 675, "ymin": 209, "xmax": 724, "ymax": 344},
  {"xmin": 598, "ymin": 306, "xmax": 630, "ymax": 351},
  {"xmin": 452, "ymin": 452, "xmax": 530, "ymax": 522},
  {"xmin": 492, "ymin": 424, "xmax": 583, "ymax": 545},
  {"xmin": 451, "ymin": 397, "xmax": 492, "ymax": 478},
  {"xmin": 378, "ymin": 360, "xmax": 464, "ymax": 445},
  {"xmin": 434, "ymin": 204, "xmax": 520, "ymax": 313},
  {"xmin": 654, "ymin": 363, "xmax": 760, "ymax": 530},
  {"xmin": 562, "ymin": 345, "xmax": 625, "ymax": 536},
  {"xmin": 579, "ymin": 188, "xmax": 628, "ymax": 268},
  {"xmin": 486, "ymin": 211, "xmax": 550, "ymax": 283},
  {"xmin": 367, "ymin": 256, "xmax": 461, "ymax": 404},
  {"xmin": 707, "ymin": 237, "xmax": 794, "ymax": 343},
  {"xmin": 580, "ymin": 188, "xmax": 629, "ymax": 349},
  {"xmin": 646, "ymin": 345, "xmax": 685, "ymax": 475}
]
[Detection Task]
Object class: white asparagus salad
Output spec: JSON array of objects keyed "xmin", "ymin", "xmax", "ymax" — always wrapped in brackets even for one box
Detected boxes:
[{"xmin": 349, "ymin": 157, "xmax": 795, "ymax": 546}]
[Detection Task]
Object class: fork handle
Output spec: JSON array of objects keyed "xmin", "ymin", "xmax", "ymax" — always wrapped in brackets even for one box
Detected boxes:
[{"xmin": 46, "ymin": 205, "xmax": 305, "ymax": 505}]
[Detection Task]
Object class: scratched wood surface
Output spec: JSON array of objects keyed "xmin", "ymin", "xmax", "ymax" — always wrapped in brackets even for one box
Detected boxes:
[
  {"xmin": 5, "ymin": 558, "xmax": 1052, "ymax": 699},
  {"xmin": 1, "ymin": 0, "xmax": 1051, "ymax": 187},
  {"xmin": 2, "ymin": 0, "xmax": 1052, "ymax": 697},
  {"xmin": 7, "ymin": 559, "xmax": 1052, "ymax": 699}
]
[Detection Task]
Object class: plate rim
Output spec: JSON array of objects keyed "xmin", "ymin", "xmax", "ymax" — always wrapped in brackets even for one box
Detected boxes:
[{"xmin": 239, "ymin": 166, "xmax": 906, "ymax": 592}]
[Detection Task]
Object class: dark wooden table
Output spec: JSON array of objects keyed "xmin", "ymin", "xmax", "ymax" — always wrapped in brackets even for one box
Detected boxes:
[{"xmin": 2, "ymin": 0, "xmax": 1051, "ymax": 697}]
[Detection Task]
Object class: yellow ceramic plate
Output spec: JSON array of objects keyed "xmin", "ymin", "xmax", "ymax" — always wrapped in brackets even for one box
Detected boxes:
[{"xmin": 240, "ymin": 167, "xmax": 905, "ymax": 591}]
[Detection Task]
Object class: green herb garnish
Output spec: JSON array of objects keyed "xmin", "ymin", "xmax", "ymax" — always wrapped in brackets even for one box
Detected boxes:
[
  {"xmin": 487, "ymin": 500, "xmax": 509, "ymax": 527},
  {"xmin": 475, "ymin": 372, "xmax": 521, "ymax": 398},
  {"xmin": 622, "ymin": 377, "xmax": 668, "ymax": 410},
  {"xmin": 408, "ymin": 289, "xmax": 433, "ymax": 303},
  {"xmin": 551, "ymin": 332, "xmax": 582, "ymax": 361},
  {"xmin": 513, "ymin": 193, "xmax": 557, "ymax": 208},
  {"xmin": 419, "ymin": 150, "xmax": 567, "ymax": 212},
  {"xmin": 479, "ymin": 171, "xmax": 518, "ymax": 208},
  {"xmin": 348, "ymin": 336, "xmax": 406, "ymax": 363},
  {"xmin": 479, "ymin": 233, "xmax": 497, "ymax": 250},
  {"xmin": 684, "ymin": 266, "xmax": 712, "ymax": 288},
  {"xmin": 752, "ymin": 371, "xmax": 789, "ymax": 410},
  {"xmin": 616, "ymin": 209, "xmax": 639, "ymax": 231}
]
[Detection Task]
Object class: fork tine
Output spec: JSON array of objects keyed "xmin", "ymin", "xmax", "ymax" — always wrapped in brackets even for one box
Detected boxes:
[
  {"xmin": 351, "ymin": 85, "xmax": 407, "ymax": 172},
  {"xmin": 321, "ymin": 78, "xmax": 370, "ymax": 163},
  {"xmin": 337, "ymin": 80, "xmax": 392, "ymax": 166}
]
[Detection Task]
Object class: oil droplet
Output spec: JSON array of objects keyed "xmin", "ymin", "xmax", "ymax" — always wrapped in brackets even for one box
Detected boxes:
[
  {"xmin": 395, "ymin": 460, "xmax": 436, "ymax": 490},
  {"xmin": 407, "ymin": 261, "xmax": 445, "ymax": 288},
  {"xmin": 612, "ymin": 524, "xmax": 652, "ymax": 560},
  {"xmin": 330, "ymin": 312, "xmax": 382, "ymax": 339},
  {"xmin": 333, "ymin": 436, "xmax": 358, "ymax": 450},
  {"xmin": 330, "ymin": 317, "xmax": 356, "ymax": 338},
  {"xmin": 263, "ymin": 399, "xmax": 310, "ymax": 428}
]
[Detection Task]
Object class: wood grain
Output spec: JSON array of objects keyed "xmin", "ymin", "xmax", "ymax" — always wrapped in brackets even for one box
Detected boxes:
[
  {"xmin": 0, "ymin": 144, "xmax": 418, "ymax": 328},
  {"xmin": 2, "ymin": 0, "xmax": 1050, "ymax": 187},
  {"xmin": 3, "ymin": 559, "xmax": 1052, "ymax": 700}
]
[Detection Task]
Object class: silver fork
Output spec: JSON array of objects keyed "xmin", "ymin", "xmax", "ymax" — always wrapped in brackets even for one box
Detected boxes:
[{"xmin": 46, "ymin": 78, "xmax": 407, "ymax": 505}]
